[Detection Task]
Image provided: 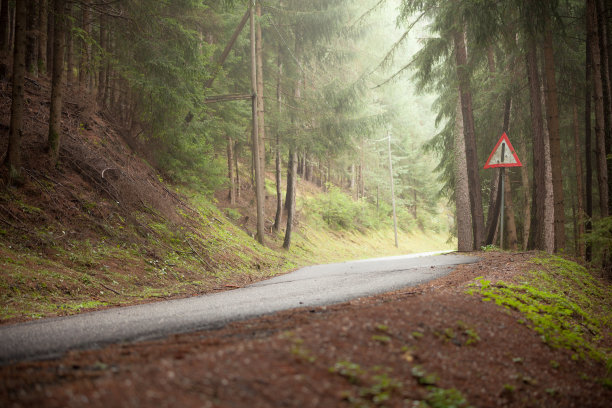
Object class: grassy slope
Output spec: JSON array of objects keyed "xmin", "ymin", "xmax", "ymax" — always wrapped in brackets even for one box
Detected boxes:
[
  {"xmin": 0, "ymin": 74, "xmax": 452, "ymax": 323},
  {"xmin": 0, "ymin": 183, "xmax": 451, "ymax": 323}
]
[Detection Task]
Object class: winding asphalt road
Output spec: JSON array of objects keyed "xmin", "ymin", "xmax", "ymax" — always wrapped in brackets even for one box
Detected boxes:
[{"xmin": 0, "ymin": 252, "xmax": 478, "ymax": 364}]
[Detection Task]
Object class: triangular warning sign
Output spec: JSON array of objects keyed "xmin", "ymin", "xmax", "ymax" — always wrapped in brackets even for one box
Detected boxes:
[{"xmin": 484, "ymin": 132, "xmax": 522, "ymax": 169}]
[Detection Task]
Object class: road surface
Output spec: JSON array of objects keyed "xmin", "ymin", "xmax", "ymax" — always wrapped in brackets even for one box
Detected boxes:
[{"xmin": 0, "ymin": 252, "xmax": 478, "ymax": 364}]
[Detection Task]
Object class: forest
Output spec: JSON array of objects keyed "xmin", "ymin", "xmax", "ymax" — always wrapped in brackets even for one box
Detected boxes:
[
  {"xmin": 1, "ymin": 0, "xmax": 611, "ymax": 276},
  {"xmin": 1, "ymin": 2, "xmax": 612, "ymax": 406}
]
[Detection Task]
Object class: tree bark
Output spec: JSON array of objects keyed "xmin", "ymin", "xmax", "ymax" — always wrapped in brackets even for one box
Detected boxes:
[
  {"xmin": 79, "ymin": 0, "xmax": 91, "ymax": 91},
  {"xmin": 256, "ymin": 2, "xmax": 266, "ymax": 177},
  {"xmin": 47, "ymin": 0, "xmax": 66, "ymax": 166},
  {"xmin": 25, "ymin": 0, "xmax": 38, "ymax": 76},
  {"xmin": 541, "ymin": 70, "xmax": 556, "ymax": 253},
  {"xmin": 454, "ymin": 94, "xmax": 473, "ymax": 251},
  {"xmin": 273, "ymin": 51, "xmax": 283, "ymax": 232},
  {"xmin": 46, "ymin": 0, "xmax": 53, "ymax": 74},
  {"xmin": 65, "ymin": 2, "xmax": 73, "ymax": 86},
  {"xmin": 585, "ymin": 29, "xmax": 594, "ymax": 262},
  {"xmin": 283, "ymin": 150, "xmax": 298, "ymax": 249},
  {"xmin": 526, "ymin": 34, "xmax": 550, "ymax": 251},
  {"xmin": 572, "ymin": 88, "xmax": 585, "ymax": 257},
  {"xmin": 542, "ymin": 14, "xmax": 565, "ymax": 251},
  {"xmin": 518, "ymin": 136, "xmax": 531, "ymax": 250},
  {"xmin": 453, "ymin": 27, "xmax": 485, "ymax": 249},
  {"xmin": 483, "ymin": 45, "xmax": 501, "ymax": 247},
  {"xmin": 97, "ymin": 12, "xmax": 107, "ymax": 104},
  {"xmin": 274, "ymin": 132, "xmax": 282, "ymax": 231},
  {"xmin": 250, "ymin": 2, "xmax": 265, "ymax": 244},
  {"xmin": 235, "ymin": 141, "xmax": 241, "ymax": 199},
  {"xmin": 588, "ymin": 0, "xmax": 610, "ymax": 217},
  {"xmin": 227, "ymin": 135, "xmax": 236, "ymax": 205},
  {"xmin": 501, "ymin": 97, "xmax": 518, "ymax": 250},
  {"xmin": 596, "ymin": 0, "xmax": 612, "ymax": 213},
  {"xmin": 9, "ymin": 2, "xmax": 14, "ymax": 53},
  {"xmin": 37, "ymin": 0, "xmax": 48, "ymax": 76},
  {"xmin": 0, "ymin": 0, "xmax": 9, "ymax": 56},
  {"xmin": 5, "ymin": 0, "xmax": 27, "ymax": 184}
]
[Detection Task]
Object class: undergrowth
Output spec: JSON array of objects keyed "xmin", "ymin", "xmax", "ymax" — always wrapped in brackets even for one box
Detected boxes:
[{"xmin": 467, "ymin": 254, "xmax": 612, "ymax": 376}]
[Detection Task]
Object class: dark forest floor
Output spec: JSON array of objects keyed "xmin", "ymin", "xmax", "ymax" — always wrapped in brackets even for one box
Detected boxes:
[{"xmin": 2, "ymin": 251, "xmax": 611, "ymax": 408}]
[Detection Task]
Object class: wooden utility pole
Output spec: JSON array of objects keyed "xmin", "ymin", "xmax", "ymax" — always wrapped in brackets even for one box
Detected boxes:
[
  {"xmin": 388, "ymin": 131, "xmax": 398, "ymax": 248},
  {"xmin": 250, "ymin": 1, "xmax": 265, "ymax": 244}
]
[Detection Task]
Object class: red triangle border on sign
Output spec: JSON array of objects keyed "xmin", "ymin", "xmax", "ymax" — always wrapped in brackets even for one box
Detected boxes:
[{"xmin": 483, "ymin": 132, "xmax": 522, "ymax": 169}]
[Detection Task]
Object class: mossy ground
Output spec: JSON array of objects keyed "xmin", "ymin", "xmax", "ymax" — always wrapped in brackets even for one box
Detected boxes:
[{"xmin": 467, "ymin": 253, "xmax": 612, "ymax": 383}]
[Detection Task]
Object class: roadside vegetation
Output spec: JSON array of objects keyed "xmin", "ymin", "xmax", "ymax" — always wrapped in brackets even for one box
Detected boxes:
[{"xmin": 0, "ymin": 178, "xmax": 451, "ymax": 323}]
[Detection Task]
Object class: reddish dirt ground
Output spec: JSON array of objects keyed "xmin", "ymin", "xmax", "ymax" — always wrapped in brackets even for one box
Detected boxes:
[{"xmin": 1, "ymin": 251, "xmax": 610, "ymax": 407}]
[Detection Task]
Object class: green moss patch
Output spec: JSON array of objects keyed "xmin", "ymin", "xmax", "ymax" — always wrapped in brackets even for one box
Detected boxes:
[{"xmin": 467, "ymin": 255, "xmax": 612, "ymax": 369}]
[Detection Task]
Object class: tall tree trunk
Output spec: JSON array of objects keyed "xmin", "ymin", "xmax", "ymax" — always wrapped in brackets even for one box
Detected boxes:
[
  {"xmin": 283, "ymin": 150, "xmax": 298, "ymax": 249},
  {"xmin": 541, "ymin": 72, "xmax": 556, "ymax": 253},
  {"xmin": 453, "ymin": 27, "xmax": 485, "ymax": 249},
  {"xmin": 586, "ymin": 33, "xmax": 594, "ymax": 262},
  {"xmin": 273, "ymin": 51, "xmax": 283, "ymax": 232},
  {"xmin": 255, "ymin": 2, "xmax": 266, "ymax": 178},
  {"xmin": 543, "ymin": 14, "xmax": 566, "ymax": 251},
  {"xmin": 518, "ymin": 136, "xmax": 531, "ymax": 250},
  {"xmin": 283, "ymin": 31, "xmax": 302, "ymax": 249},
  {"xmin": 596, "ymin": 0, "xmax": 612, "ymax": 213},
  {"xmin": 588, "ymin": 0, "xmax": 610, "ymax": 217},
  {"xmin": 454, "ymin": 94, "xmax": 473, "ymax": 251},
  {"xmin": 25, "ymin": 0, "xmax": 38, "ymax": 76},
  {"xmin": 235, "ymin": 141, "xmax": 241, "ymax": 199},
  {"xmin": 97, "ymin": 13, "xmax": 107, "ymax": 104},
  {"xmin": 526, "ymin": 34, "xmax": 550, "ymax": 251},
  {"xmin": 483, "ymin": 45, "xmax": 501, "ymax": 246},
  {"xmin": 79, "ymin": 1, "xmax": 91, "ymax": 91},
  {"xmin": 274, "ymin": 132, "xmax": 282, "ymax": 231},
  {"xmin": 65, "ymin": 2, "xmax": 73, "ymax": 86},
  {"xmin": 9, "ymin": 2, "xmax": 15, "ymax": 53},
  {"xmin": 5, "ymin": 0, "xmax": 26, "ymax": 184},
  {"xmin": 0, "ymin": 0, "xmax": 9, "ymax": 56},
  {"xmin": 46, "ymin": 1, "xmax": 53, "ymax": 75},
  {"xmin": 250, "ymin": 2, "xmax": 265, "ymax": 244},
  {"xmin": 502, "ymin": 97, "xmax": 518, "ymax": 250},
  {"xmin": 572, "ymin": 88, "xmax": 586, "ymax": 257},
  {"xmin": 227, "ymin": 136, "xmax": 236, "ymax": 205},
  {"xmin": 37, "ymin": 0, "xmax": 47, "ymax": 76},
  {"xmin": 47, "ymin": 0, "xmax": 66, "ymax": 165}
]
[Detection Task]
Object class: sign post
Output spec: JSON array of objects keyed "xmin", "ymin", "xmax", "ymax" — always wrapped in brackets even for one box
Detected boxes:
[{"xmin": 484, "ymin": 132, "xmax": 522, "ymax": 249}]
